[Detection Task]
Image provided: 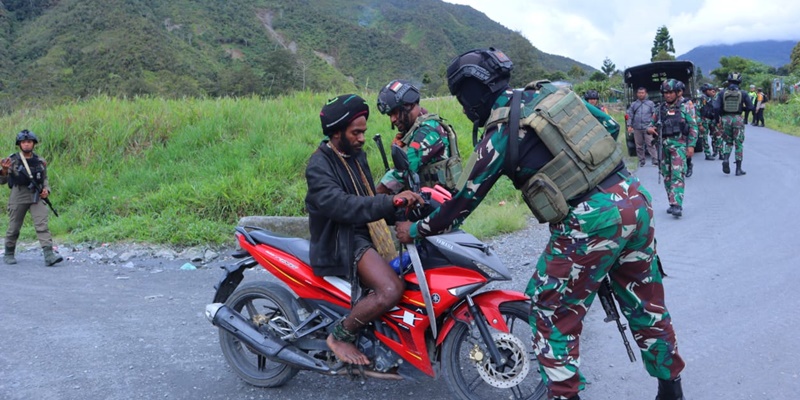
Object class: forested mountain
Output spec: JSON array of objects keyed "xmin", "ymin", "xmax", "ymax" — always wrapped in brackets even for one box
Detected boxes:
[
  {"xmin": 0, "ymin": 0, "xmax": 594, "ymax": 112},
  {"xmin": 678, "ymin": 40, "xmax": 797, "ymax": 75}
]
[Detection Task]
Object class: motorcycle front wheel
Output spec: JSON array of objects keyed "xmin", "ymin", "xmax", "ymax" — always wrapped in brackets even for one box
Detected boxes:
[
  {"xmin": 219, "ymin": 281, "xmax": 301, "ymax": 387},
  {"xmin": 441, "ymin": 300, "xmax": 547, "ymax": 400}
]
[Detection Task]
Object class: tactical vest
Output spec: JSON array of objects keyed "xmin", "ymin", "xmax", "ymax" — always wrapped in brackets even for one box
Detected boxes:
[
  {"xmin": 400, "ymin": 114, "xmax": 462, "ymax": 191},
  {"xmin": 659, "ymin": 102, "xmax": 688, "ymax": 137},
  {"xmin": 484, "ymin": 81, "xmax": 623, "ymax": 223},
  {"xmin": 6, "ymin": 153, "xmax": 45, "ymax": 188},
  {"xmin": 723, "ymin": 89, "xmax": 743, "ymax": 113}
]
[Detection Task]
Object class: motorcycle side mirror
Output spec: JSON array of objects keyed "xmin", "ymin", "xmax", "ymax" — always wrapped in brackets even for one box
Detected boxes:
[{"xmin": 391, "ymin": 144, "xmax": 410, "ymax": 172}]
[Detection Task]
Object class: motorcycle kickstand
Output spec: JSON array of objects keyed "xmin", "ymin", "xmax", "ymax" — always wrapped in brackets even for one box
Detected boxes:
[{"xmin": 465, "ymin": 295, "xmax": 506, "ymax": 368}]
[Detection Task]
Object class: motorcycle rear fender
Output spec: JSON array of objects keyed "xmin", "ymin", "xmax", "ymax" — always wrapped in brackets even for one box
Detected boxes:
[
  {"xmin": 436, "ymin": 289, "xmax": 530, "ymax": 346},
  {"xmin": 212, "ymin": 256, "xmax": 259, "ymax": 303}
]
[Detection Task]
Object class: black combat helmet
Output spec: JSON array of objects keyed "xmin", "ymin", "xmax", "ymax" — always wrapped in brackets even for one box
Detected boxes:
[
  {"xmin": 675, "ymin": 80, "xmax": 686, "ymax": 93},
  {"xmin": 583, "ymin": 90, "xmax": 600, "ymax": 100},
  {"xmin": 446, "ymin": 47, "xmax": 513, "ymax": 126},
  {"xmin": 727, "ymin": 72, "xmax": 742, "ymax": 84},
  {"xmin": 377, "ymin": 80, "xmax": 420, "ymax": 115},
  {"xmin": 16, "ymin": 129, "xmax": 39, "ymax": 145}
]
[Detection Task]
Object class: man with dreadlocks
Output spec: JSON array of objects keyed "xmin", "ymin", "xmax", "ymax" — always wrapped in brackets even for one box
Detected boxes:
[{"xmin": 305, "ymin": 94, "xmax": 423, "ymax": 365}]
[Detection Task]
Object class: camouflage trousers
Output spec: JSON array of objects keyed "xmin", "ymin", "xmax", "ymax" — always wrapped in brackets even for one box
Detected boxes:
[
  {"xmin": 659, "ymin": 136, "xmax": 687, "ymax": 206},
  {"xmin": 699, "ymin": 117, "xmax": 721, "ymax": 156},
  {"xmin": 525, "ymin": 175, "xmax": 685, "ymax": 399},
  {"xmin": 720, "ymin": 114, "xmax": 745, "ymax": 161}
]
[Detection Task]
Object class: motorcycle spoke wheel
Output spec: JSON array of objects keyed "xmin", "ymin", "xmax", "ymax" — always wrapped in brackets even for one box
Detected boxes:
[
  {"xmin": 442, "ymin": 301, "xmax": 547, "ymax": 400},
  {"xmin": 219, "ymin": 281, "xmax": 301, "ymax": 387}
]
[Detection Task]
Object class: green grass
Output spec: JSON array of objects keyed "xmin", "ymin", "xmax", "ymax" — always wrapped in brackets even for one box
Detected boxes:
[{"xmin": 0, "ymin": 92, "xmax": 529, "ymax": 247}]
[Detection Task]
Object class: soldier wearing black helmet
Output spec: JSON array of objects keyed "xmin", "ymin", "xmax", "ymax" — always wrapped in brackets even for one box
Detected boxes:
[
  {"xmin": 375, "ymin": 79, "xmax": 462, "ymax": 194},
  {"xmin": 697, "ymin": 83, "xmax": 721, "ymax": 160},
  {"xmin": 395, "ymin": 48, "xmax": 686, "ymax": 400},
  {"xmin": 712, "ymin": 72, "xmax": 754, "ymax": 176},
  {"xmin": 0, "ymin": 130, "xmax": 63, "ymax": 266},
  {"xmin": 646, "ymin": 79, "xmax": 699, "ymax": 218},
  {"xmin": 673, "ymin": 80, "xmax": 696, "ymax": 177},
  {"xmin": 583, "ymin": 89, "xmax": 608, "ymax": 113}
]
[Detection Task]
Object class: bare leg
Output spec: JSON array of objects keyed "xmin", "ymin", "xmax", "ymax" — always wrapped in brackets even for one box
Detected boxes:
[{"xmin": 327, "ymin": 249, "xmax": 404, "ymax": 365}]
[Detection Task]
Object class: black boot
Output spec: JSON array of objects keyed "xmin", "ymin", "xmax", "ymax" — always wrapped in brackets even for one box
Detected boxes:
[
  {"xmin": 685, "ymin": 158, "xmax": 693, "ymax": 177},
  {"xmin": 672, "ymin": 205, "xmax": 682, "ymax": 218},
  {"xmin": 722, "ymin": 154, "xmax": 730, "ymax": 174},
  {"xmin": 4, "ymin": 246, "xmax": 16, "ymax": 264},
  {"xmin": 704, "ymin": 153, "xmax": 715, "ymax": 160},
  {"xmin": 735, "ymin": 160, "xmax": 746, "ymax": 176},
  {"xmin": 655, "ymin": 376, "xmax": 685, "ymax": 400}
]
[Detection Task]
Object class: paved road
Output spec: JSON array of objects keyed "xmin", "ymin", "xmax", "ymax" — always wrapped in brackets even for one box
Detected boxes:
[{"xmin": 1, "ymin": 125, "xmax": 798, "ymax": 399}]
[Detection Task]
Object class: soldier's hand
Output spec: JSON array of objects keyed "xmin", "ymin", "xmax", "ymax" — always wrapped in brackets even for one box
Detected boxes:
[
  {"xmin": 40, "ymin": 188, "xmax": 50, "ymax": 199},
  {"xmin": 686, "ymin": 147, "xmax": 695, "ymax": 158}
]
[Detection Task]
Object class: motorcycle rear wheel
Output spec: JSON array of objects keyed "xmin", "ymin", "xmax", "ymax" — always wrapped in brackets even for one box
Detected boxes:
[
  {"xmin": 441, "ymin": 300, "xmax": 546, "ymax": 400},
  {"xmin": 219, "ymin": 281, "xmax": 301, "ymax": 387}
]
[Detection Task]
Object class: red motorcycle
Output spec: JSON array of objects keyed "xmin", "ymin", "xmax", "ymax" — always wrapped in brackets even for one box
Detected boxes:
[{"xmin": 205, "ymin": 144, "xmax": 546, "ymax": 399}]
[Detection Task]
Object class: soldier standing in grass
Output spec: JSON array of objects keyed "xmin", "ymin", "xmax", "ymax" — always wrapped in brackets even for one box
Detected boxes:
[
  {"xmin": 696, "ymin": 83, "xmax": 721, "ymax": 160},
  {"xmin": 646, "ymin": 79, "xmax": 698, "ymax": 218},
  {"xmin": 0, "ymin": 130, "xmax": 63, "ymax": 266},
  {"xmin": 375, "ymin": 79, "xmax": 462, "ymax": 195}
]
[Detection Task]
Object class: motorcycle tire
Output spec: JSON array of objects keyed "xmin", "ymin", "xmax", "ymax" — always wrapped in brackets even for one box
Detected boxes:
[
  {"xmin": 441, "ymin": 300, "xmax": 547, "ymax": 400},
  {"xmin": 219, "ymin": 281, "xmax": 302, "ymax": 388}
]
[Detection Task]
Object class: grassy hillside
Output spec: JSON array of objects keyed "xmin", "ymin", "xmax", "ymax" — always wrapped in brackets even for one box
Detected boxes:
[
  {"xmin": 0, "ymin": 0, "xmax": 595, "ymax": 113},
  {"xmin": 0, "ymin": 93, "xmax": 529, "ymax": 246}
]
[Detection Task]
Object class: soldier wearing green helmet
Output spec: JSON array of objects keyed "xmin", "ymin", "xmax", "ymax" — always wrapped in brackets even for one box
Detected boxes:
[{"xmin": 646, "ymin": 79, "xmax": 699, "ymax": 218}]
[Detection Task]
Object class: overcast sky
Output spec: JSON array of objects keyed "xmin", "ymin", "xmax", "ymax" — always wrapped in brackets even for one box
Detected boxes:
[{"xmin": 444, "ymin": 0, "xmax": 800, "ymax": 71}]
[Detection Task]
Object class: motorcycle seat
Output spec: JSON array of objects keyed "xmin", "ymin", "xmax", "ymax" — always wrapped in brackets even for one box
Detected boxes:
[{"xmin": 247, "ymin": 229, "xmax": 311, "ymax": 266}]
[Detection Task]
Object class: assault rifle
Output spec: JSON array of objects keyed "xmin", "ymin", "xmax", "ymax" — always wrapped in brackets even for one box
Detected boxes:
[
  {"xmin": 597, "ymin": 277, "xmax": 636, "ymax": 362},
  {"xmin": 373, "ymin": 134, "xmax": 391, "ymax": 172},
  {"xmin": 28, "ymin": 180, "xmax": 59, "ymax": 217}
]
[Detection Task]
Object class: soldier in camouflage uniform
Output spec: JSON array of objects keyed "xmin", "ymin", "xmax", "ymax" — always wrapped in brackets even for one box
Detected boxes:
[
  {"xmin": 646, "ymin": 79, "xmax": 698, "ymax": 218},
  {"xmin": 712, "ymin": 72, "xmax": 754, "ymax": 176},
  {"xmin": 395, "ymin": 48, "xmax": 686, "ymax": 400},
  {"xmin": 696, "ymin": 83, "xmax": 721, "ymax": 160},
  {"xmin": 375, "ymin": 79, "xmax": 461, "ymax": 195},
  {"xmin": 0, "ymin": 130, "xmax": 63, "ymax": 266}
]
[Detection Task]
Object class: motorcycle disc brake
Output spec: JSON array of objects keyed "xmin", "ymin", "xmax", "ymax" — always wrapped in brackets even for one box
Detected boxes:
[{"xmin": 470, "ymin": 332, "xmax": 530, "ymax": 389}]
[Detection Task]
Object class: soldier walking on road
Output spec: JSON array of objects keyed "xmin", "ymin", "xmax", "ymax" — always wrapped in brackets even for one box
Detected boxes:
[
  {"xmin": 713, "ymin": 72, "xmax": 754, "ymax": 176},
  {"xmin": 0, "ymin": 130, "xmax": 63, "ymax": 266},
  {"xmin": 647, "ymin": 79, "xmax": 698, "ymax": 218},
  {"xmin": 696, "ymin": 83, "xmax": 721, "ymax": 160}
]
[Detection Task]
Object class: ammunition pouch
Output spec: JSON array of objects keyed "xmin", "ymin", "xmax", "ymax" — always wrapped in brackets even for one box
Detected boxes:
[
  {"xmin": 418, "ymin": 156, "xmax": 462, "ymax": 191},
  {"xmin": 520, "ymin": 173, "xmax": 570, "ymax": 224}
]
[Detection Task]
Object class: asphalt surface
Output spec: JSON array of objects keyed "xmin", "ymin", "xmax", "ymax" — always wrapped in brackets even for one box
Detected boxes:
[{"xmin": 1, "ymin": 124, "xmax": 799, "ymax": 400}]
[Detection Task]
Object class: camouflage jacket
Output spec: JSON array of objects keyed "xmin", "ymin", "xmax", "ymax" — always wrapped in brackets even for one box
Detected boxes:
[
  {"xmin": 648, "ymin": 96, "xmax": 699, "ymax": 148},
  {"xmin": 409, "ymin": 88, "xmax": 619, "ymax": 238},
  {"xmin": 379, "ymin": 108, "xmax": 455, "ymax": 192}
]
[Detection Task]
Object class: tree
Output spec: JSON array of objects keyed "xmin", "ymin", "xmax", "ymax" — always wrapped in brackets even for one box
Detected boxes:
[
  {"xmin": 568, "ymin": 65, "xmax": 585, "ymax": 80},
  {"xmin": 601, "ymin": 57, "xmax": 616, "ymax": 78},
  {"xmin": 791, "ymin": 41, "xmax": 800, "ymax": 73},
  {"xmin": 651, "ymin": 26, "xmax": 676, "ymax": 61},
  {"xmin": 589, "ymin": 71, "xmax": 608, "ymax": 82}
]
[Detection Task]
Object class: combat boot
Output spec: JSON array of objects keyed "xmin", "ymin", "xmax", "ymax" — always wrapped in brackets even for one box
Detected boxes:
[
  {"xmin": 655, "ymin": 376, "xmax": 685, "ymax": 400},
  {"xmin": 735, "ymin": 160, "xmax": 746, "ymax": 176},
  {"xmin": 43, "ymin": 246, "xmax": 64, "ymax": 267},
  {"xmin": 685, "ymin": 158, "xmax": 693, "ymax": 177},
  {"xmin": 722, "ymin": 154, "xmax": 730, "ymax": 174},
  {"xmin": 671, "ymin": 205, "xmax": 682, "ymax": 218},
  {"xmin": 4, "ymin": 246, "xmax": 17, "ymax": 265},
  {"xmin": 705, "ymin": 153, "xmax": 715, "ymax": 160}
]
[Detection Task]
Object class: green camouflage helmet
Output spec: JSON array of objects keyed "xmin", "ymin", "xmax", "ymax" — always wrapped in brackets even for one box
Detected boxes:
[{"xmin": 660, "ymin": 79, "xmax": 680, "ymax": 93}]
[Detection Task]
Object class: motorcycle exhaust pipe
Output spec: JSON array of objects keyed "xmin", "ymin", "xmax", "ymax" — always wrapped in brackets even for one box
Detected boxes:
[{"xmin": 205, "ymin": 303, "xmax": 330, "ymax": 373}]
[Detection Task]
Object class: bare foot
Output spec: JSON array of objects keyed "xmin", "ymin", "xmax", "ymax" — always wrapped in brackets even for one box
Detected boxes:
[{"xmin": 326, "ymin": 333, "xmax": 369, "ymax": 365}]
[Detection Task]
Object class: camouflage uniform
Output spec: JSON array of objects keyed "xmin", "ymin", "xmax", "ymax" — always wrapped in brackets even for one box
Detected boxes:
[
  {"xmin": 712, "ymin": 80, "xmax": 754, "ymax": 175},
  {"xmin": 379, "ymin": 108, "xmax": 459, "ymax": 193},
  {"xmin": 0, "ymin": 153, "xmax": 55, "ymax": 248},
  {"xmin": 408, "ymin": 88, "xmax": 684, "ymax": 399},
  {"xmin": 649, "ymin": 97, "xmax": 698, "ymax": 211},
  {"xmin": 696, "ymin": 92, "xmax": 720, "ymax": 158}
]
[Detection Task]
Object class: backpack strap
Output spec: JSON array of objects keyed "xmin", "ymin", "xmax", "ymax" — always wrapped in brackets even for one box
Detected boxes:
[{"xmin": 505, "ymin": 89, "xmax": 522, "ymax": 176}]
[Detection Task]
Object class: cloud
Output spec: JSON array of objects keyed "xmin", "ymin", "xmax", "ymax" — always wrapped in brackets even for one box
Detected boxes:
[{"xmin": 444, "ymin": 0, "xmax": 800, "ymax": 70}]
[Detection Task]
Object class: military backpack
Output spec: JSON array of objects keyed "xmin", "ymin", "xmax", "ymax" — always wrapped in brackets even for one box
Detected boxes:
[{"xmin": 722, "ymin": 89, "xmax": 743, "ymax": 113}]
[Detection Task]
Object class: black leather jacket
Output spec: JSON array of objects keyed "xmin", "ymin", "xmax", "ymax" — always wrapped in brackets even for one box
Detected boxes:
[{"xmin": 304, "ymin": 141, "xmax": 395, "ymax": 277}]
